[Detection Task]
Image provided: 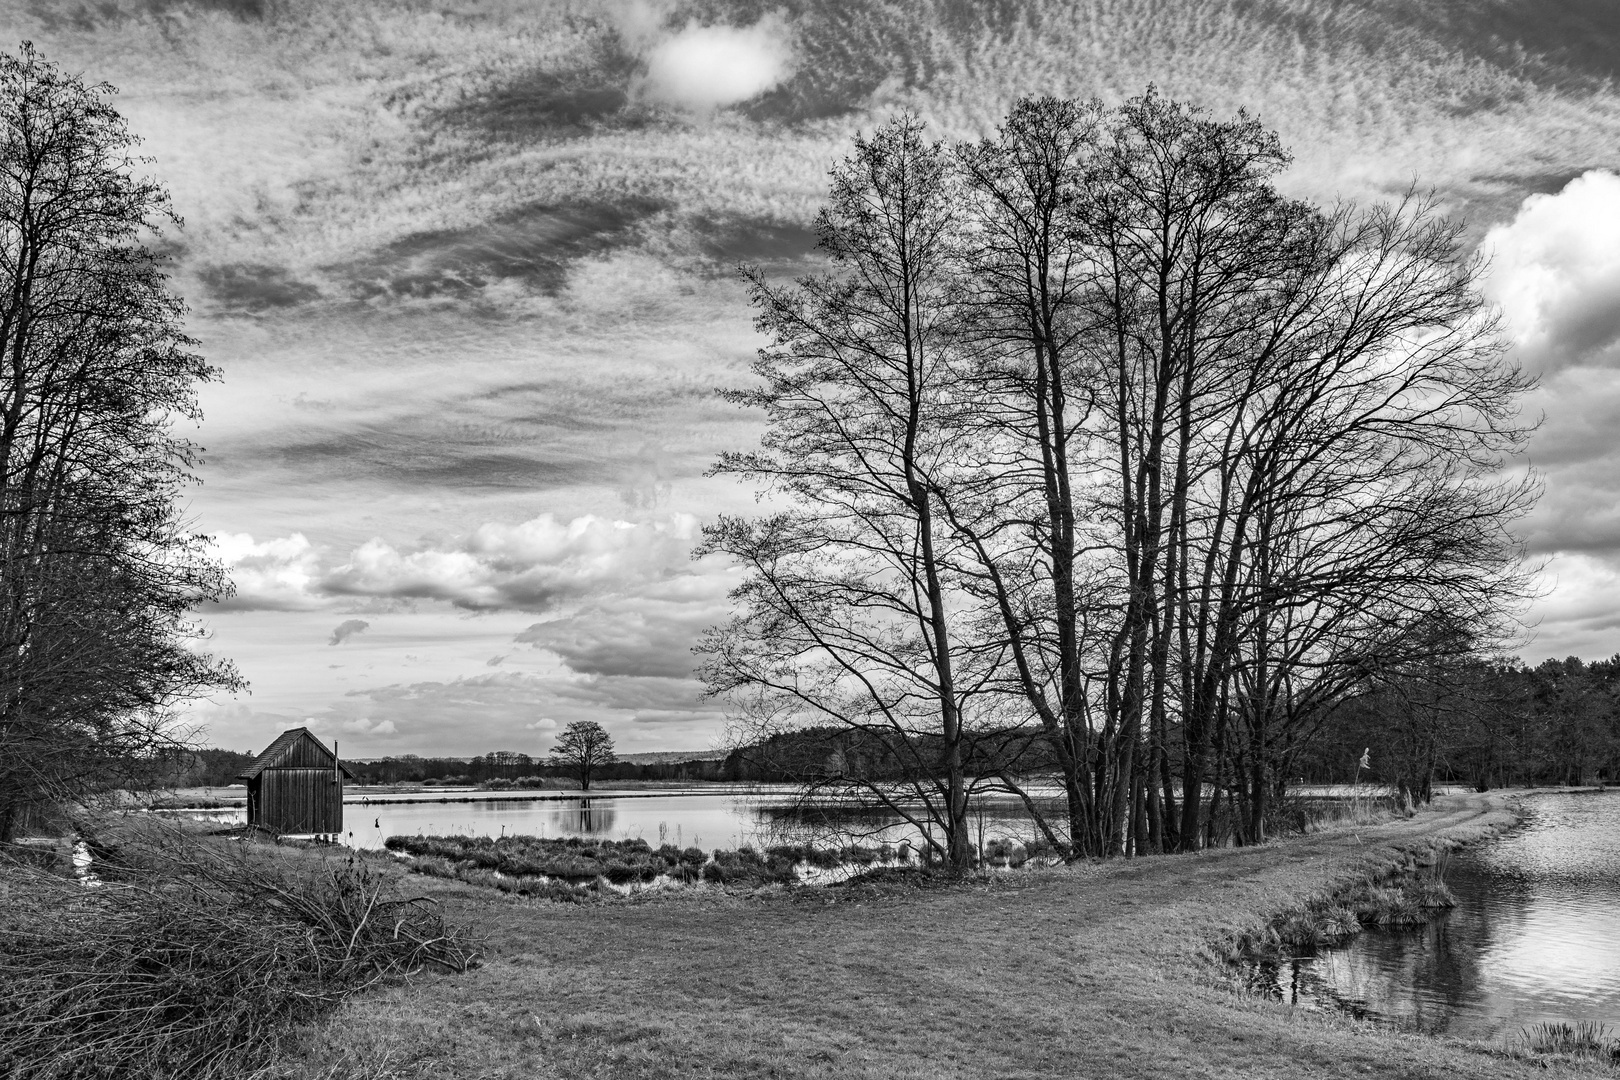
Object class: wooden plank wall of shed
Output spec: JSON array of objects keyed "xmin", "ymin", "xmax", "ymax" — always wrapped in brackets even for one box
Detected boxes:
[
  {"xmin": 280, "ymin": 737, "xmax": 339, "ymax": 769},
  {"xmin": 260, "ymin": 769, "xmax": 343, "ymax": 834}
]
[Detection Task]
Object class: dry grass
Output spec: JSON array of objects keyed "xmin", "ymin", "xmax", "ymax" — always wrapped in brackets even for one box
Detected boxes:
[
  {"xmin": 0, "ymin": 820, "xmax": 478, "ymax": 1080},
  {"xmin": 253, "ymin": 791, "xmax": 1606, "ymax": 1080}
]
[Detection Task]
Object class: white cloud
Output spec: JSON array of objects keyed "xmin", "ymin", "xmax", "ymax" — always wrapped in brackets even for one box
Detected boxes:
[
  {"xmin": 516, "ymin": 569, "xmax": 732, "ymax": 679},
  {"xmin": 637, "ymin": 16, "xmax": 795, "ymax": 110},
  {"xmin": 601, "ymin": 0, "xmax": 678, "ymax": 51},
  {"xmin": 306, "ymin": 715, "xmax": 399, "ymax": 738},
  {"xmin": 1484, "ymin": 171, "xmax": 1620, "ymax": 373},
  {"xmin": 323, "ymin": 513, "xmax": 705, "ymax": 611},
  {"xmin": 211, "ymin": 514, "xmax": 713, "ymax": 612},
  {"xmin": 1520, "ymin": 553, "xmax": 1620, "ymax": 663},
  {"xmin": 212, "ymin": 532, "xmax": 325, "ymax": 611}
]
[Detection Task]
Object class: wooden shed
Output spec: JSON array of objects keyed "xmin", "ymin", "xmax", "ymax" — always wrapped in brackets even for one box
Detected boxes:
[{"xmin": 236, "ymin": 727, "xmax": 354, "ymax": 837}]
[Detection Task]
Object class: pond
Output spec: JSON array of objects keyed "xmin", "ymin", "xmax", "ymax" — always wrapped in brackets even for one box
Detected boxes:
[
  {"xmin": 1275, "ymin": 789, "xmax": 1620, "ymax": 1039},
  {"xmin": 169, "ymin": 785, "xmax": 1066, "ymax": 853}
]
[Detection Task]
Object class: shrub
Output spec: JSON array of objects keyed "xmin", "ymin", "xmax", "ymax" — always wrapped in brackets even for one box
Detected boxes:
[
  {"xmin": 1410, "ymin": 877, "xmax": 1456, "ymax": 909},
  {"xmin": 0, "ymin": 822, "xmax": 477, "ymax": 1080},
  {"xmin": 840, "ymin": 845, "xmax": 880, "ymax": 866}
]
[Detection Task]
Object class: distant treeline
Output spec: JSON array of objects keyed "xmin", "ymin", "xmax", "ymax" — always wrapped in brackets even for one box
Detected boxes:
[
  {"xmin": 342, "ymin": 752, "xmax": 728, "ymax": 787},
  {"xmin": 178, "ymin": 652, "xmax": 1620, "ymax": 799},
  {"xmin": 1297, "ymin": 655, "xmax": 1620, "ymax": 796},
  {"xmin": 733, "ymin": 654, "xmax": 1620, "ymax": 798},
  {"xmin": 152, "ymin": 749, "xmax": 258, "ymax": 789}
]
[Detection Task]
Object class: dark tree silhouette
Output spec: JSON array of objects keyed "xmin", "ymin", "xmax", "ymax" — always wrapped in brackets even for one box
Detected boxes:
[
  {"xmin": 704, "ymin": 91, "xmax": 1536, "ymax": 859},
  {"xmin": 0, "ymin": 44, "xmax": 239, "ymax": 839},
  {"xmin": 549, "ymin": 721, "xmax": 616, "ymax": 791}
]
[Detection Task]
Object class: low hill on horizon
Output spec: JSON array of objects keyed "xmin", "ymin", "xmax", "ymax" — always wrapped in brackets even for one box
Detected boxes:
[{"xmin": 615, "ymin": 750, "xmax": 726, "ymax": 765}]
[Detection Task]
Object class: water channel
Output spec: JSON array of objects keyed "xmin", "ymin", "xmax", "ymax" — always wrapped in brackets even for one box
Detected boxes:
[{"xmin": 1276, "ymin": 789, "xmax": 1620, "ymax": 1040}]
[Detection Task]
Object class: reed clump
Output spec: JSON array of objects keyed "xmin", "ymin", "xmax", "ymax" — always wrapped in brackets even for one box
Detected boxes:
[
  {"xmin": 387, "ymin": 834, "xmax": 907, "ymax": 895},
  {"xmin": 1518, "ymin": 1021, "xmax": 1620, "ymax": 1063},
  {"xmin": 0, "ymin": 821, "xmax": 478, "ymax": 1080},
  {"xmin": 1222, "ymin": 848, "xmax": 1458, "ymax": 972},
  {"xmin": 386, "ymin": 834, "xmax": 708, "ymax": 889}
]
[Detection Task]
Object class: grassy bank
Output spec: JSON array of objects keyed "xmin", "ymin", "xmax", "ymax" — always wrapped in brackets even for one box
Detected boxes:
[
  {"xmin": 0, "ymin": 822, "xmax": 477, "ymax": 1079},
  {"xmin": 266, "ymin": 791, "xmax": 1598, "ymax": 1079}
]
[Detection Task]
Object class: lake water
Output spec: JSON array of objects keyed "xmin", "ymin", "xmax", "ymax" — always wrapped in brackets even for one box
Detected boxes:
[
  {"xmin": 1277, "ymin": 789, "xmax": 1620, "ymax": 1040},
  {"xmin": 171, "ymin": 786, "xmax": 1062, "ymax": 853}
]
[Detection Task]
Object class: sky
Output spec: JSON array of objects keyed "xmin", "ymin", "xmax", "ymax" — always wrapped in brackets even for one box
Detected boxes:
[{"xmin": 7, "ymin": 0, "xmax": 1620, "ymax": 758}]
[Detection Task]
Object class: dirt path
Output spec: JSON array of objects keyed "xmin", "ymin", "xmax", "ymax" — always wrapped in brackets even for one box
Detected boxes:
[{"xmin": 298, "ymin": 792, "xmax": 1577, "ymax": 1080}]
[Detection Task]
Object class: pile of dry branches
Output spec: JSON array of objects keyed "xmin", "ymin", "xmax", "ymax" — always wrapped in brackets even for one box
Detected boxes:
[{"xmin": 0, "ymin": 823, "xmax": 478, "ymax": 1079}]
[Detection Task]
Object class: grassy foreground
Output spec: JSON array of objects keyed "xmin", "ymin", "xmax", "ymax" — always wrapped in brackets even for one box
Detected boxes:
[{"xmin": 276, "ymin": 793, "xmax": 1599, "ymax": 1080}]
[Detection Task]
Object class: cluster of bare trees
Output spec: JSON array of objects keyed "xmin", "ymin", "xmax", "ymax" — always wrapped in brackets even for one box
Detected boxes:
[
  {"xmin": 700, "ymin": 93, "xmax": 1536, "ymax": 863},
  {"xmin": 0, "ymin": 45, "xmax": 237, "ymax": 840}
]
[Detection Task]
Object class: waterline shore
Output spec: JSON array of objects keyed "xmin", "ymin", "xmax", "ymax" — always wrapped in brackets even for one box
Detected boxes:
[{"xmin": 274, "ymin": 791, "xmax": 1588, "ymax": 1079}]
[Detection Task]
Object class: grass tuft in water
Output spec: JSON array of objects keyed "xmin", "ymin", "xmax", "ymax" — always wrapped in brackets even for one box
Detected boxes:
[{"xmin": 1518, "ymin": 1020, "xmax": 1620, "ymax": 1062}]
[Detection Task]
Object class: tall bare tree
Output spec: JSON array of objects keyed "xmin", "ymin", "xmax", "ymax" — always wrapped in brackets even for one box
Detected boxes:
[
  {"xmin": 0, "ymin": 44, "xmax": 237, "ymax": 839},
  {"xmin": 699, "ymin": 115, "xmax": 994, "ymax": 866},
  {"xmin": 944, "ymin": 96, "xmax": 1113, "ymax": 856},
  {"xmin": 703, "ymin": 92, "xmax": 1536, "ymax": 862}
]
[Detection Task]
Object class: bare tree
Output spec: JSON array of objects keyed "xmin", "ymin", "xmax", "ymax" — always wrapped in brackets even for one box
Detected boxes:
[
  {"xmin": 0, "ymin": 44, "xmax": 239, "ymax": 839},
  {"xmin": 945, "ymin": 95, "xmax": 1109, "ymax": 857},
  {"xmin": 549, "ymin": 720, "xmax": 616, "ymax": 791},
  {"xmin": 702, "ymin": 92, "xmax": 1537, "ymax": 862},
  {"xmin": 699, "ymin": 115, "xmax": 999, "ymax": 867}
]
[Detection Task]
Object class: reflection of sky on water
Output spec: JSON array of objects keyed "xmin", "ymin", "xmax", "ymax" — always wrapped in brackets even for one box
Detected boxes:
[
  {"xmin": 1283, "ymin": 790, "xmax": 1620, "ymax": 1039},
  {"xmin": 172, "ymin": 791, "xmax": 1056, "ymax": 853}
]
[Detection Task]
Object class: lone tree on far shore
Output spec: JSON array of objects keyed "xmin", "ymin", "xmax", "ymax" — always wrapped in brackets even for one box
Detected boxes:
[{"xmin": 549, "ymin": 721, "xmax": 616, "ymax": 791}]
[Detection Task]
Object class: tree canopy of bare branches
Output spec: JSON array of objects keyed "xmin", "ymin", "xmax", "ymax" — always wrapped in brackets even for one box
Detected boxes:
[
  {"xmin": 702, "ymin": 91, "xmax": 1536, "ymax": 861},
  {"xmin": 549, "ymin": 720, "xmax": 617, "ymax": 791},
  {"xmin": 0, "ymin": 44, "xmax": 239, "ymax": 839}
]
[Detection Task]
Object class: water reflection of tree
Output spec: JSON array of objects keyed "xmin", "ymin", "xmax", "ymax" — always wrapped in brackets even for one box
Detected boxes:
[
  {"xmin": 750, "ymin": 793, "xmax": 1067, "ymax": 850},
  {"xmin": 566, "ymin": 797, "xmax": 616, "ymax": 836},
  {"xmin": 1296, "ymin": 867, "xmax": 1502, "ymax": 1035}
]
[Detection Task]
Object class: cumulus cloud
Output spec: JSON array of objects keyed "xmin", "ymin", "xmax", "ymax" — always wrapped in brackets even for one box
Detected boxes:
[
  {"xmin": 637, "ymin": 15, "xmax": 795, "ymax": 110},
  {"xmin": 328, "ymin": 619, "xmax": 370, "ymax": 646},
  {"xmin": 306, "ymin": 715, "xmax": 398, "ymax": 738},
  {"xmin": 323, "ymin": 513, "xmax": 704, "ymax": 611},
  {"xmin": 1485, "ymin": 171, "xmax": 1620, "ymax": 373},
  {"xmin": 516, "ymin": 570, "xmax": 730, "ymax": 679},
  {"xmin": 204, "ymin": 514, "xmax": 724, "ymax": 614},
  {"xmin": 212, "ymin": 533, "xmax": 324, "ymax": 611}
]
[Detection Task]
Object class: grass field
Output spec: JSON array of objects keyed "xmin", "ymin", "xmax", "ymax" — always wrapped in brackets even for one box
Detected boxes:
[{"xmin": 270, "ymin": 792, "xmax": 1604, "ymax": 1080}]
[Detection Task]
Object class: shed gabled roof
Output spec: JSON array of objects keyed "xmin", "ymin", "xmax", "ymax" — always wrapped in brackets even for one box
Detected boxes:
[{"xmin": 236, "ymin": 727, "xmax": 356, "ymax": 781}]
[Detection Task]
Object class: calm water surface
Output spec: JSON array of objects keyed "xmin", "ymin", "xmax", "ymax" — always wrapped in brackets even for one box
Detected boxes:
[
  {"xmin": 175, "ymin": 786, "xmax": 1058, "ymax": 852},
  {"xmin": 1281, "ymin": 789, "xmax": 1620, "ymax": 1039}
]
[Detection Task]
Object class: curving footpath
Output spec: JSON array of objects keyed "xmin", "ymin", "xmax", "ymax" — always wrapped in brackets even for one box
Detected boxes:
[{"xmin": 291, "ymin": 790, "xmax": 1584, "ymax": 1080}]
